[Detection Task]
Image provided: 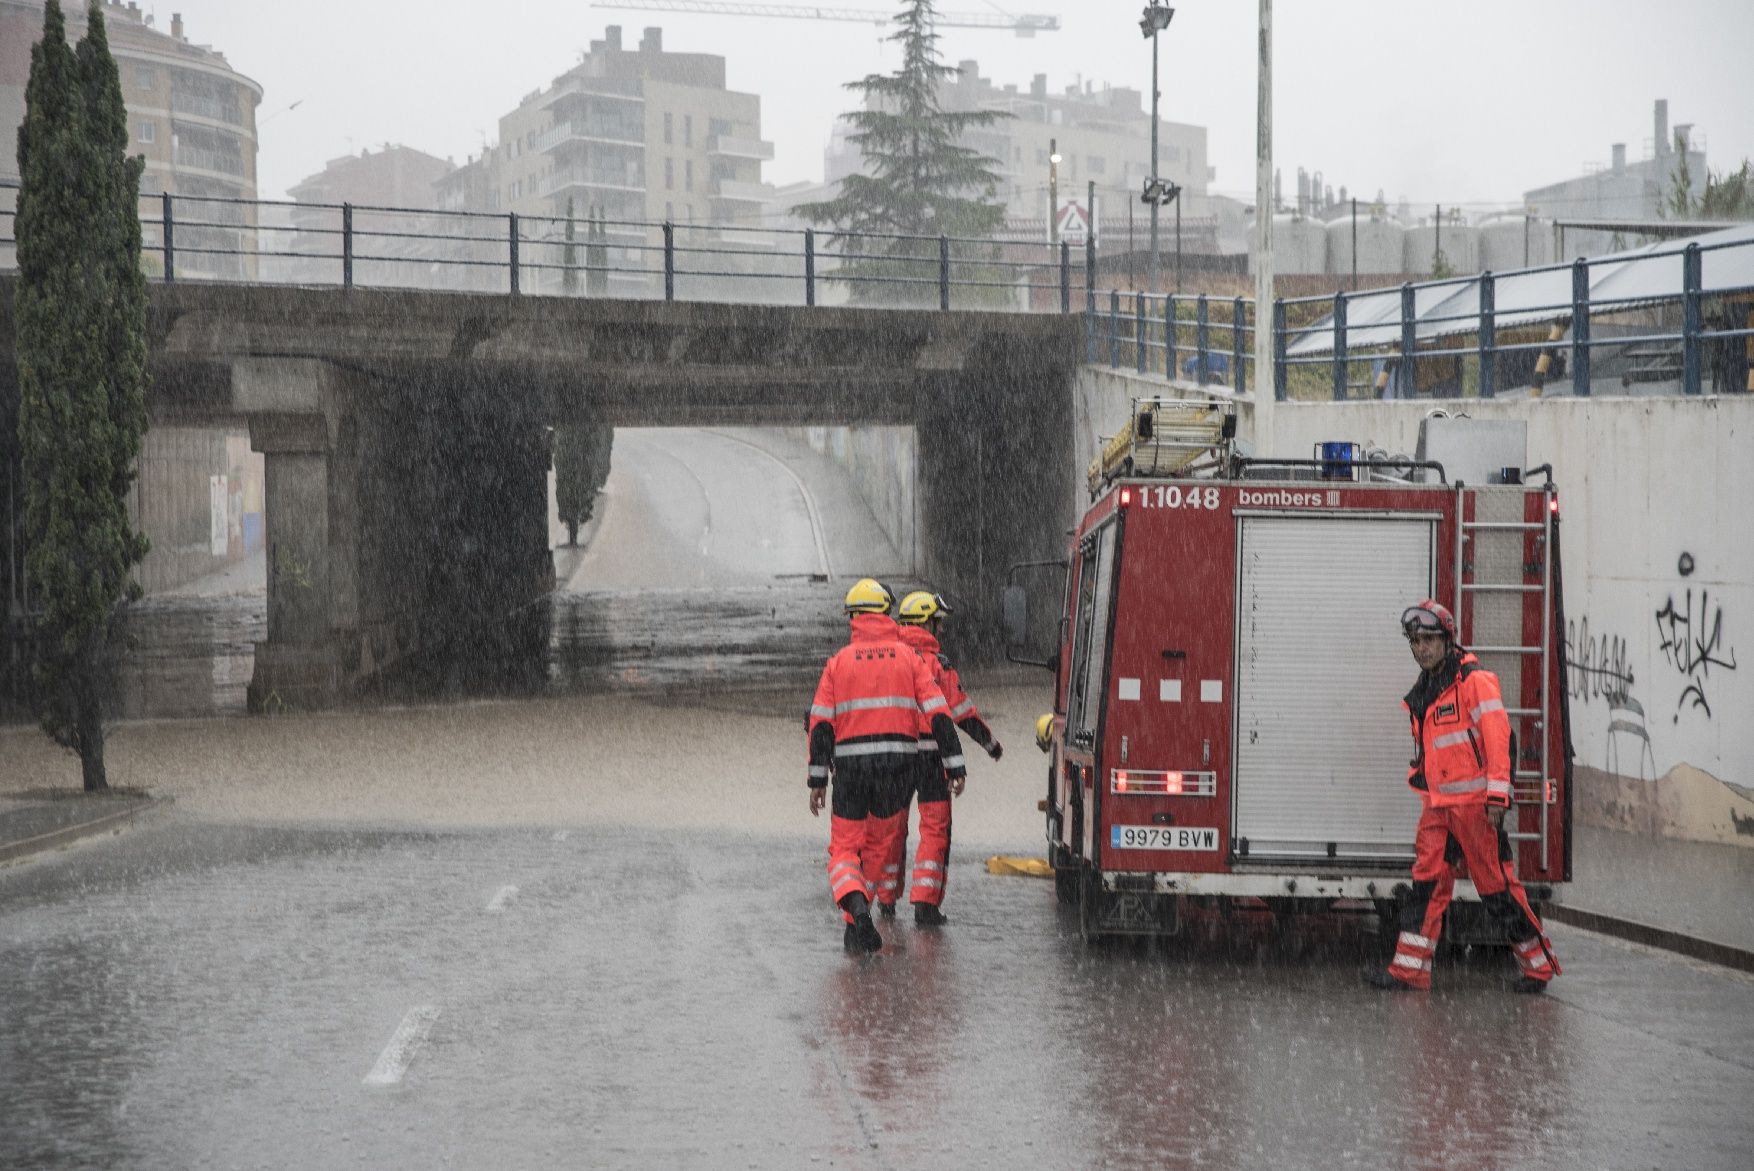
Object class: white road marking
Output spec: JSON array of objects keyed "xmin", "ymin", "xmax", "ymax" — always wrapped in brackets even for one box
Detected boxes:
[
  {"xmin": 486, "ymin": 884, "xmax": 519, "ymax": 912},
  {"xmin": 552, "ymin": 830, "xmax": 571, "ymax": 842},
  {"xmin": 363, "ymin": 1005, "xmax": 440, "ymax": 1087},
  {"xmin": 702, "ymin": 429, "xmax": 833, "ymax": 579}
]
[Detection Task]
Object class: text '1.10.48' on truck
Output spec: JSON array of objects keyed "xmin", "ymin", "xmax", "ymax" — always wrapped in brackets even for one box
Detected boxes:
[{"xmin": 1005, "ymin": 401, "xmax": 1572, "ymax": 945}]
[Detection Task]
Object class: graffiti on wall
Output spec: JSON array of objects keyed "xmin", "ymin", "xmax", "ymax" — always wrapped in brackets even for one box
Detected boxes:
[
  {"xmin": 1565, "ymin": 616, "xmax": 1633, "ymax": 706},
  {"xmin": 1565, "ymin": 616, "xmax": 1655, "ymax": 782},
  {"xmin": 1654, "ymin": 553, "xmax": 1739, "ymax": 722}
]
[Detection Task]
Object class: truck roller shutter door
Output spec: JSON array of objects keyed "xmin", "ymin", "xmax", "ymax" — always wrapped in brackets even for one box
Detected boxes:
[{"xmin": 1233, "ymin": 515, "xmax": 1434, "ymax": 861}]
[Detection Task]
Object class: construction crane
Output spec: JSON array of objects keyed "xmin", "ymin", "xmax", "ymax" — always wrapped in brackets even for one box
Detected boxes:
[{"xmin": 588, "ymin": 2, "xmax": 1060, "ymax": 36}]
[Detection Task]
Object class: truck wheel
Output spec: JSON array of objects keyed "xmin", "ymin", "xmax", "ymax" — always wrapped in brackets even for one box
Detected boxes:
[
  {"xmin": 1054, "ymin": 863, "xmax": 1080, "ymax": 906},
  {"xmin": 1078, "ymin": 867, "xmax": 1105, "ymax": 945}
]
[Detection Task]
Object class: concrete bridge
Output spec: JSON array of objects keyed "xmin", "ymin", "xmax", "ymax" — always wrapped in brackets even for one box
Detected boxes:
[{"xmin": 1, "ymin": 279, "xmax": 1083, "ymax": 708}]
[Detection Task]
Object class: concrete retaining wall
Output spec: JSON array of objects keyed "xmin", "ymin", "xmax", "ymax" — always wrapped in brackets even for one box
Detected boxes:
[
  {"xmin": 792, "ymin": 426, "xmax": 919, "ymax": 575},
  {"xmin": 1268, "ymin": 395, "xmax": 1754, "ymax": 848}
]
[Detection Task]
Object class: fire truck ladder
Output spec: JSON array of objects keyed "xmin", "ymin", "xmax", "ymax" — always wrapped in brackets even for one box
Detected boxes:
[{"xmin": 1452, "ymin": 480, "xmax": 1559, "ymax": 871}]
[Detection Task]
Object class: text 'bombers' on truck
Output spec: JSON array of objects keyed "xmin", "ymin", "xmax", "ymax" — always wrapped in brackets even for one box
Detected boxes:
[{"xmin": 1007, "ymin": 401, "xmax": 1573, "ymax": 944}]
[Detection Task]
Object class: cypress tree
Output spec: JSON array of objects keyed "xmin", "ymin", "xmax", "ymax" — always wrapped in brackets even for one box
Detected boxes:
[{"xmin": 13, "ymin": 2, "xmax": 150, "ymax": 790}]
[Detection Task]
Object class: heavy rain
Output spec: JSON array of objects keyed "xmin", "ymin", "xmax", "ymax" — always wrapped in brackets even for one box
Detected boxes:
[{"xmin": 4, "ymin": 3, "xmax": 1754, "ymax": 1169}]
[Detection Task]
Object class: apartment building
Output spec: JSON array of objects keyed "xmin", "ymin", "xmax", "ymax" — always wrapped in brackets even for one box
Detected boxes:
[
  {"xmin": 0, "ymin": 0, "xmax": 262, "ymax": 276},
  {"xmin": 431, "ymin": 25, "xmax": 772, "ymax": 294}
]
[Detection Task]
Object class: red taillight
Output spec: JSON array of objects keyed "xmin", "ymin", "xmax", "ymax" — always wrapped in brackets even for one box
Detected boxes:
[
  {"xmin": 1110, "ymin": 768, "xmax": 1215, "ymax": 796},
  {"xmin": 1120, "ymin": 488, "xmax": 1133, "ymax": 506},
  {"xmin": 1549, "ymin": 496, "xmax": 1559, "ymax": 514}
]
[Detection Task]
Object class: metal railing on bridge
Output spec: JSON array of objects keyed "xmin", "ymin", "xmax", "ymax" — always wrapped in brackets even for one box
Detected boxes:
[
  {"xmin": 0, "ymin": 181, "xmax": 1095, "ymax": 313},
  {"xmin": 2, "ymin": 181, "xmax": 1751, "ymax": 399}
]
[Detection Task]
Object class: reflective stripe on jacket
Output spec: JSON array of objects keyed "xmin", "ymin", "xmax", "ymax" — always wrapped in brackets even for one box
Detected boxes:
[
  {"xmin": 808, "ymin": 613, "xmax": 958, "ymax": 783},
  {"xmin": 1402, "ymin": 651, "xmax": 1513, "ymax": 808}
]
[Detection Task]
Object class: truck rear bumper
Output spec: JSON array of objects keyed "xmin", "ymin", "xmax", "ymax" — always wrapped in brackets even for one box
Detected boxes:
[{"xmin": 1102, "ymin": 870, "xmax": 1558, "ymax": 903}]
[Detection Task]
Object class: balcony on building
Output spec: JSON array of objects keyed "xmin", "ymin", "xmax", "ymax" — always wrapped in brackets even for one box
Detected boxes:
[
  {"xmin": 537, "ymin": 117, "xmax": 645, "ymax": 154},
  {"xmin": 172, "ymin": 143, "xmax": 246, "ymax": 179},
  {"xmin": 707, "ymin": 134, "xmax": 774, "ymax": 163},
  {"xmin": 545, "ymin": 163, "xmax": 646, "ymax": 196},
  {"xmin": 710, "ymin": 178, "xmax": 769, "ymax": 205},
  {"xmin": 538, "ymin": 76, "xmax": 646, "ymax": 113},
  {"xmin": 170, "ymin": 90, "xmax": 244, "ymax": 128}
]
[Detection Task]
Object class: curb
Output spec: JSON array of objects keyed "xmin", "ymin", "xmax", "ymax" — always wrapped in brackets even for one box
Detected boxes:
[
  {"xmin": 0, "ymin": 796, "xmax": 171, "ymax": 867},
  {"xmin": 1544, "ymin": 902, "xmax": 1754, "ymax": 975}
]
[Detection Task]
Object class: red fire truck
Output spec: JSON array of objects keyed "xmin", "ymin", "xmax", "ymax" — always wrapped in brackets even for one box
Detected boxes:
[{"xmin": 1013, "ymin": 401, "xmax": 1572, "ymax": 943}]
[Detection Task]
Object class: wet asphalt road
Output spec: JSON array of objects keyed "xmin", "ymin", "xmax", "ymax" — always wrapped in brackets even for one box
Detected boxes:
[
  {"xmin": 5, "ymin": 428, "xmax": 1753, "ymax": 1167},
  {"xmin": 3, "ymin": 817, "xmax": 1752, "ymax": 1171}
]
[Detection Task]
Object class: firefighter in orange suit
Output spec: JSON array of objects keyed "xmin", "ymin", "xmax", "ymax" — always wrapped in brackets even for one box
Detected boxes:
[
  {"xmin": 808, "ymin": 579, "xmax": 967, "ymax": 953},
  {"xmin": 1364, "ymin": 599, "xmax": 1562, "ymax": 993},
  {"xmin": 880, "ymin": 591, "xmax": 1003, "ymax": 925}
]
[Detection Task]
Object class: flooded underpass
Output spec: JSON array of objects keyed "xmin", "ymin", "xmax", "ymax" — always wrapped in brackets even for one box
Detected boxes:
[
  {"xmin": 4, "ymin": 427, "xmax": 917, "ymax": 724},
  {"xmin": 6, "ymin": 429, "xmax": 1752, "ymax": 1168}
]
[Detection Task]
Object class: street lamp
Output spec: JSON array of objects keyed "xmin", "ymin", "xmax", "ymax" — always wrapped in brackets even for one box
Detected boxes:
[
  {"xmin": 1049, "ymin": 138, "xmax": 1061, "ymax": 244},
  {"xmin": 1140, "ymin": 2, "xmax": 1174, "ymax": 293}
]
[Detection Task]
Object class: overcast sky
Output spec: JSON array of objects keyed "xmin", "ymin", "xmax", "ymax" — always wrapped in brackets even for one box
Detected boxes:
[{"xmin": 144, "ymin": 0, "xmax": 1754, "ymax": 208}]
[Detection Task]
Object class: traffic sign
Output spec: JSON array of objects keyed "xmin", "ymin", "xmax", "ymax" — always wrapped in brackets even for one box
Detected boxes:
[{"xmin": 1056, "ymin": 200, "xmax": 1092, "ymax": 246}]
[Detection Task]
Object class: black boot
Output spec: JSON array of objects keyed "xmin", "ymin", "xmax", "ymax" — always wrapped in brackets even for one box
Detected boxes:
[
  {"xmin": 914, "ymin": 903, "xmax": 948, "ymax": 927},
  {"xmin": 877, "ymin": 901, "xmax": 897, "ymax": 919},
  {"xmin": 1361, "ymin": 967, "xmax": 1414, "ymax": 991},
  {"xmin": 854, "ymin": 914, "xmax": 883, "ymax": 953}
]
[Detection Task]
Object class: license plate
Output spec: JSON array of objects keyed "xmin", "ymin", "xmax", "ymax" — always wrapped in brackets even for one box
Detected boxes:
[{"xmin": 1111, "ymin": 825, "xmax": 1219, "ymax": 851}]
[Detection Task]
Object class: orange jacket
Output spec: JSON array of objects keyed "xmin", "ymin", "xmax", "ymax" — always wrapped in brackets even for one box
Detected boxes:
[
  {"xmin": 807, "ymin": 613, "xmax": 964, "ymax": 786},
  {"xmin": 897, "ymin": 625, "xmax": 997, "ymax": 754},
  {"xmin": 1403, "ymin": 651, "xmax": 1512, "ymax": 808}
]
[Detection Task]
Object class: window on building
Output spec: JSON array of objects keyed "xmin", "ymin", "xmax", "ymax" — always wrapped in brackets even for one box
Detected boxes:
[
  {"xmin": 685, "ymin": 160, "xmax": 693, "ymax": 192},
  {"xmin": 684, "ymin": 115, "xmax": 692, "ymax": 148},
  {"xmin": 135, "ymin": 66, "xmax": 155, "ymax": 89},
  {"xmin": 1166, "ymin": 145, "xmax": 1182, "ymax": 163},
  {"xmin": 1036, "ymin": 148, "xmax": 1048, "ymax": 165},
  {"xmin": 666, "ymin": 201, "xmax": 674, "ymax": 221},
  {"xmin": 665, "ymin": 159, "xmax": 674, "ymax": 190},
  {"xmin": 664, "ymin": 112, "xmax": 673, "ymax": 145},
  {"xmin": 137, "ymin": 122, "xmax": 156, "ymax": 145}
]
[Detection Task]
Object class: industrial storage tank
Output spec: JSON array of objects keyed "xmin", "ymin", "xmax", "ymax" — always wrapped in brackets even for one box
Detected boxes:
[
  {"xmin": 1404, "ymin": 222, "xmax": 1479, "ymax": 276},
  {"xmin": 1327, "ymin": 217, "xmax": 1406, "ymax": 275},
  {"xmin": 1480, "ymin": 217, "xmax": 1552, "ymax": 272},
  {"xmin": 1261, "ymin": 214, "xmax": 1327, "ymax": 275}
]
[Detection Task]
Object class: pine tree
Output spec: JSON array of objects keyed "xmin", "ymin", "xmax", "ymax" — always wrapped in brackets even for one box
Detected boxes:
[
  {"xmin": 13, "ymin": 2, "xmax": 150, "ymax": 790},
  {"xmin": 796, "ymin": 0, "xmax": 1009, "ymax": 305}
]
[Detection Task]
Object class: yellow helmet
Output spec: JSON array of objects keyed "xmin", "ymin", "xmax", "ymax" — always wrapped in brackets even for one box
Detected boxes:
[
  {"xmin": 896, "ymin": 590, "xmax": 951, "ymax": 625},
  {"xmin": 843, "ymin": 578, "xmax": 894, "ymax": 615},
  {"xmin": 1034, "ymin": 713, "xmax": 1055, "ymax": 753}
]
